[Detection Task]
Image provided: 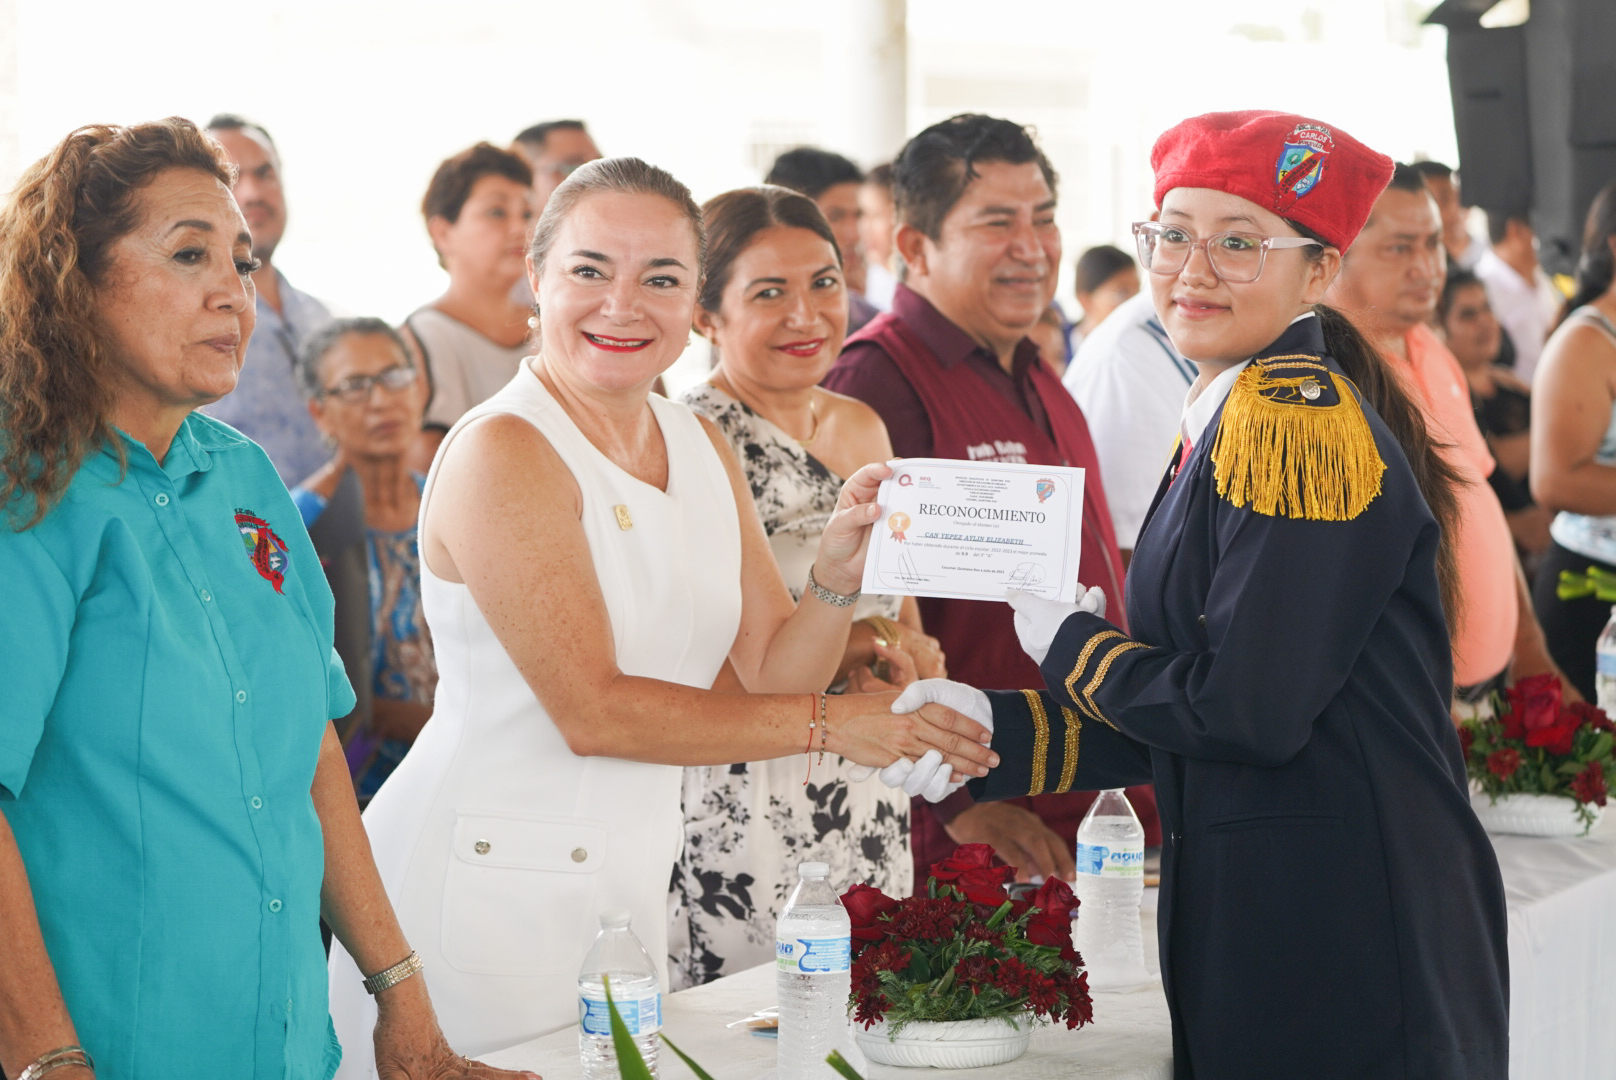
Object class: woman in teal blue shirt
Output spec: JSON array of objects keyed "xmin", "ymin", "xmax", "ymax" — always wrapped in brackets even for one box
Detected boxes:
[{"xmin": 0, "ymin": 121, "xmax": 533, "ymax": 1080}]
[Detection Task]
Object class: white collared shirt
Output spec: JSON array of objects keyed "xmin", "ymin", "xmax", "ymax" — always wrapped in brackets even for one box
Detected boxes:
[
  {"xmin": 1474, "ymin": 249, "xmax": 1562, "ymax": 384},
  {"xmin": 1065, "ymin": 291, "xmax": 1196, "ymax": 547}
]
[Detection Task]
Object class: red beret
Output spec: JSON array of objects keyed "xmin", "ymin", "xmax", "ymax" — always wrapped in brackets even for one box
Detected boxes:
[{"xmin": 1150, "ymin": 111, "xmax": 1395, "ymax": 253}]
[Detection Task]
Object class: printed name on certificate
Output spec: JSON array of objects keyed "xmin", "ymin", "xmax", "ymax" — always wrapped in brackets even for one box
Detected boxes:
[{"xmin": 860, "ymin": 458, "xmax": 1085, "ymax": 604}]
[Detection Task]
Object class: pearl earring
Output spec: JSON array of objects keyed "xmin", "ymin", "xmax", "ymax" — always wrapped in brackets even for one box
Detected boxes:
[{"xmin": 527, "ymin": 315, "xmax": 540, "ymax": 329}]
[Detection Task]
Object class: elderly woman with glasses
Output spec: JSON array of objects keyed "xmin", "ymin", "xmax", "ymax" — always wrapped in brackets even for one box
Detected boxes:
[
  {"xmin": 889, "ymin": 112, "xmax": 1508, "ymax": 1079},
  {"xmin": 291, "ymin": 319, "xmax": 435, "ymax": 804}
]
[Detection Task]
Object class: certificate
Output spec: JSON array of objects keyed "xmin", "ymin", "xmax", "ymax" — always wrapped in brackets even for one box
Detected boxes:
[{"xmin": 860, "ymin": 458, "xmax": 1085, "ymax": 603}]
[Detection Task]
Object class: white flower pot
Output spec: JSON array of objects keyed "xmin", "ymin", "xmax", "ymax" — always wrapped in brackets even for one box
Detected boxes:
[
  {"xmin": 853, "ymin": 1014, "xmax": 1034, "ymax": 1069},
  {"xmin": 1470, "ymin": 792, "xmax": 1604, "ymax": 837}
]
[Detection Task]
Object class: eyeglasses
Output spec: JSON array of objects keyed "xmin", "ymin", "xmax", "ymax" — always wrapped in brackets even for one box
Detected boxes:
[
  {"xmin": 318, "ymin": 363, "xmax": 418, "ymax": 404},
  {"xmin": 1132, "ymin": 221, "xmax": 1322, "ymax": 284}
]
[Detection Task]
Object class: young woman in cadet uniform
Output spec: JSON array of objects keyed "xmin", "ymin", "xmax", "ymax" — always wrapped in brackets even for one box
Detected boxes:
[{"xmin": 890, "ymin": 111, "xmax": 1509, "ymax": 1080}]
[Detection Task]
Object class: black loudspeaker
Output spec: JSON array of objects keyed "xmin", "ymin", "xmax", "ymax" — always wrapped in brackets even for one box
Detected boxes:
[
  {"xmin": 1523, "ymin": 0, "xmax": 1616, "ymax": 275},
  {"xmin": 1445, "ymin": 25, "xmax": 1533, "ymax": 216},
  {"xmin": 1434, "ymin": 0, "xmax": 1616, "ymax": 275}
]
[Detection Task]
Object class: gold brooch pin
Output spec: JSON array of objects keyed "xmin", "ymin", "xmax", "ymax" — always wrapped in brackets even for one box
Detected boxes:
[{"xmin": 614, "ymin": 504, "xmax": 633, "ymax": 531}]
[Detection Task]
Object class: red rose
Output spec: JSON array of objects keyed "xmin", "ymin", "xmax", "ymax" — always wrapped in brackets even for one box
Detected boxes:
[
  {"xmin": 1457, "ymin": 724, "xmax": 1475, "ymax": 759},
  {"xmin": 1029, "ymin": 877, "xmax": 1077, "ymax": 920},
  {"xmin": 1025, "ymin": 878, "xmax": 1078, "ymax": 959},
  {"xmin": 1524, "ymin": 708, "xmax": 1580, "ymax": 756},
  {"xmin": 1570, "ymin": 761, "xmax": 1609, "ymax": 807},
  {"xmin": 928, "ymin": 844, "xmax": 999, "ymax": 882},
  {"xmin": 1487, "ymin": 747, "xmax": 1521, "ymax": 780},
  {"xmin": 842, "ymin": 883, "xmax": 900, "ymax": 949},
  {"xmin": 957, "ymin": 879, "xmax": 1013, "ymax": 909},
  {"xmin": 1504, "ymin": 673, "xmax": 1561, "ymax": 739}
]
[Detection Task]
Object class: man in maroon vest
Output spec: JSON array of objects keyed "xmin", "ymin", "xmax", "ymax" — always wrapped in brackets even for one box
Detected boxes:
[{"xmin": 824, "ymin": 113, "xmax": 1158, "ymax": 886}]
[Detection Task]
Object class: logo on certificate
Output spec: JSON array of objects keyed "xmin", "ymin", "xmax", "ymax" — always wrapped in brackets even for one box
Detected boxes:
[
  {"xmin": 888, "ymin": 512, "xmax": 910, "ymax": 541},
  {"xmin": 1035, "ymin": 478, "xmax": 1056, "ymax": 504},
  {"xmin": 898, "ymin": 473, "xmax": 914, "ymax": 487}
]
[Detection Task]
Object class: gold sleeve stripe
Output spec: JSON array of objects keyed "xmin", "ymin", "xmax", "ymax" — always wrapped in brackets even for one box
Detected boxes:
[
  {"xmin": 1055, "ymin": 706, "xmax": 1082, "ymax": 793},
  {"xmin": 1021, "ymin": 689, "xmax": 1051, "ymax": 796},
  {"xmin": 1063, "ymin": 630, "xmax": 1124, "ymax": 705},
  {"xmin": 1084, "ymin": 640, "xmax": 1149, "ymax": 728}
]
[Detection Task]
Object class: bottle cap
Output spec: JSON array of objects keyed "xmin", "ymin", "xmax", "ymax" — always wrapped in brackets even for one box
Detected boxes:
[
  {"xmin": 798, "ymin": 861, "xmax": 830, "ymax": 878},
  {"xmin": 599, "ymin": 909, "xmax": 633, "ymax": 929}
]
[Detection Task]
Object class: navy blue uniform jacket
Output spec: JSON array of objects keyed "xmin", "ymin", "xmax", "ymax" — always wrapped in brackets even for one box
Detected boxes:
[{"xmin": 968, "ymin": 317, "xmax": 1509, "ymax": 1079}]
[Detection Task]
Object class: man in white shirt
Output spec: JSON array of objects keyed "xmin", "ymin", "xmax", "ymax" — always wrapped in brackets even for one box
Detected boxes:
[
  {"xmin": 1063, "ymin": 289, "xmax": 1194, "ymax": 557},
  {"xmin": 1475, "ymin": 212, "xmax": 1563, "ymax": 383}
]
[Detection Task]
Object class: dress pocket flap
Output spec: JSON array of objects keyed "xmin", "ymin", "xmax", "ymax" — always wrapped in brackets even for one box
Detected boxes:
[{"xmin": 450, "ymin": 812, "xmax": 608, "ymax": 873}]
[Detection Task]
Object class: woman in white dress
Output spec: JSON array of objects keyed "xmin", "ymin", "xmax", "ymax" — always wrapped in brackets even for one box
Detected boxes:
[
  {"xmin": 672, "ymin": 186, "xmax": 947, "ymax": 987},
  {"xmin": 328, "ymin": 158, "xmax": 997, "ymax": 1074}
]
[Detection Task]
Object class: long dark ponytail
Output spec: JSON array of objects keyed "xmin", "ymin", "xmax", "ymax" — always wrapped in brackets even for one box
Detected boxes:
[
  {"xmin": 1562, "ymin": 181, "xmax": 1616, "ymax": 323},
  {"xmin": 1313, "ymin": 302, "xmax": 1465, "ymax": 623}
]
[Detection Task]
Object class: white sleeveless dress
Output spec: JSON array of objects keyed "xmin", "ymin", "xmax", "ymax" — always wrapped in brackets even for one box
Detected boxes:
[{"xmin": 329, "ymin": 364, "xmax": 742, "ymax": 1074}]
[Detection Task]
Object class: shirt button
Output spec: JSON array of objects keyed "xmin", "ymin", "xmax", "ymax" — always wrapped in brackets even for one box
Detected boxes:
[
  {"xmin": 250, "ymin": 796, "xmax": 263, "ymax": 809},
  {"xmin": 200, "ymin": 589, "xmax": 212, "ymax": 603},
  {"xmin": 236, "ymin": 690, "xmax": 248, "ymax": 704},
  {"xmin": 154, "ymin": 493, "xmax": 170, "ymax": 507},
  {"xmin": 268, "ymin": 898, "xmax": 282, "ymax": 913}
]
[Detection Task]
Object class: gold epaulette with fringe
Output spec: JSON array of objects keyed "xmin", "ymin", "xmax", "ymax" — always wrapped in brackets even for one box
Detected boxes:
[{"xmin": 1210, "ymin": 353, "xmax": 1385, "ymax": 521}]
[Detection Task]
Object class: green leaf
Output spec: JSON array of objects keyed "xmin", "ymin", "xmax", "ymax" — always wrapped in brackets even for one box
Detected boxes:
[
  {"xmin": 602, "ymin": 975, "xmax": 656, "ymax": 1080},
  {"xmin": 826, "ymin": 1050, "xmax": 869, "ymax": 1080},
  {"xmin": 905, "ymin": 950, "xmax": 932, "ymax": 982},
  {"xmin": 1540, "ymin": 763, "xmax": 1559, "ymax": 791},
  {"xmin": 985, "ymin": 899, "xmax": 1015, "ymax": 929},
  {"xmin": 1589, "ymin": 732, "xmax": 1614, "ymax": 762},
  {"xmin": 659, "ymin": 1033, "xmax": 717, "ymax": 1080},
  {"xmin": 1559, "ymin": 760, "xmax": 1587, "ymax": 775}
]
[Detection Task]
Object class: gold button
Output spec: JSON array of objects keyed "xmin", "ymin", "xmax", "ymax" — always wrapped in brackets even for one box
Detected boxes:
[
  {"xmin": 571, "ymin": 847, "xmax": 588, "ymax": 863},
  {"xmin": 474, "ymin": 840, "xmax": 490, "ymax": 855}
]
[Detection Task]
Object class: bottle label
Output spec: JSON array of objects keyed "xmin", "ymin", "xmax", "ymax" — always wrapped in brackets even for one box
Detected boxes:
[
  {"xmin": 578, "ymin": 988, "xmax": 661, "ymax": 1037},
  {"xmin": 1076, "ymin": 841, "xmax": 1144, "ymax": 878},
  {"xmin": 775, "ymin": 933, "xmax": 851, "ymax": 973},
  {"xmin": 1598, "ymin": 652, "xmax": 1616, "ymax": 676}
]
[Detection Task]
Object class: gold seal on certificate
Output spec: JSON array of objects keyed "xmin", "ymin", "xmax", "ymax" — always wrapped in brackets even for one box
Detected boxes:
[{"xmin": 860, "ymin": 458, "xmax": 1086, "ymax": 603}]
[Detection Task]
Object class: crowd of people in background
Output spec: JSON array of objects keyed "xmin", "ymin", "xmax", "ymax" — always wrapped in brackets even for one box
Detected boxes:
[{"xmin": 5, "ymin": 95, "xmax": 1615, "ymax": 1080}]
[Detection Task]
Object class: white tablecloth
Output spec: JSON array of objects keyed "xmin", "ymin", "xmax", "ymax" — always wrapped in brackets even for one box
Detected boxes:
[
  {"xmin": 480, "ymin": 816, "xmax": 1616, "ymax": 1080},
  {"xmin": 1494, "ymin": 813, "xmax": 1616, "ymax": 1080}
]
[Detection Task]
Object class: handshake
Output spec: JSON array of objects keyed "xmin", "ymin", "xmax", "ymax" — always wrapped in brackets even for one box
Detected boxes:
[{"xmin": 849, "ymin": 587, "xmax": 1105, "ymax": 801}]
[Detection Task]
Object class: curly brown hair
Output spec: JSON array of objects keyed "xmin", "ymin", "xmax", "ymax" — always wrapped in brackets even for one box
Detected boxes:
[{"xmin": 0, "ymin": 117, "xmax": 234, "ymax": 528}]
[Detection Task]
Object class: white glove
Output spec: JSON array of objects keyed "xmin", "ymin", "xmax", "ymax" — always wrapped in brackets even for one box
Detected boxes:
[
  {"xmin": 847, "ymin": 679, "xmax": 995, "ymax": 802},
  {"xmin": 1007, "ymin": 586, "xmax": 1106, "ymax": 666}
]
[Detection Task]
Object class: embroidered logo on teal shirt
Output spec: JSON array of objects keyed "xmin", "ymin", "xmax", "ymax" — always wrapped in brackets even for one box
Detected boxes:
[{"xmin": 235, "ymin": 510, "xmax": 289, "ymax": 593}]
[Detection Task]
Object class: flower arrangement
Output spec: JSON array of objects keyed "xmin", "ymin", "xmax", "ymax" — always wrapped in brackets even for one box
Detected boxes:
[
  {"xmin": 1459, "ymin": 673, "xmax": 1616, "ymax": 832},
  {"xmin": 841, "ymin": 843, "xmax": 1094, "ymax": 1036}
]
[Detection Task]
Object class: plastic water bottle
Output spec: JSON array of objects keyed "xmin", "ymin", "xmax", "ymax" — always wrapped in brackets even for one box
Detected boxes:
[
  {"xmin": 775, "ymin": 862, "xmax": 866, "ymax": 1079},
  {"xmin": 578, "ymin": 910, "xmax": 661, "ymax": 1078},
  {"xmin": 1073, "ymin": 789, "xmax": 1152, "ymax": 990},
  {"xmin": 1596, "ymin": 605, "xmax": 1616, "ymax": 714}
]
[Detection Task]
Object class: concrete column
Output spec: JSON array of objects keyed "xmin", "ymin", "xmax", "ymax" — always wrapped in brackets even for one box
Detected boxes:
[{"xmin": 825, "ymin": 0, "xmax": 907, "ymax": 166}]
